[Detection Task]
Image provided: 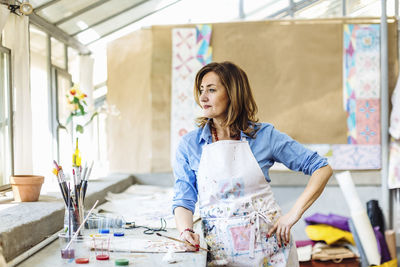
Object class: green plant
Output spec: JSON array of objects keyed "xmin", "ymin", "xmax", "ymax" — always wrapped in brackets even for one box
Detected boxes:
[{"xmin": 62, "ymin": 84, "xmax": 98, "ymax": 135}]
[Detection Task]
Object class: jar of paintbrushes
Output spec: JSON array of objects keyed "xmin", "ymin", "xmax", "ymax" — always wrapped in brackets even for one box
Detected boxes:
[{"xmin": 53, "ymin": 138, "xmax": 94, "ymax": 235}]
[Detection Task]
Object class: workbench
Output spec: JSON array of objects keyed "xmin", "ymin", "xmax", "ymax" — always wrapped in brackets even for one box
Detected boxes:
[{"xmin": 17, "ymin": 222, "xmax": 207, "ymax": 267}]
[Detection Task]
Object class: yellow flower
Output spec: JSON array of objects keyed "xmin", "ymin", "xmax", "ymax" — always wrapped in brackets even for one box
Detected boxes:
[{"xmin": 78, "ymin": 93, "xmax": 86, "ymax": 100}]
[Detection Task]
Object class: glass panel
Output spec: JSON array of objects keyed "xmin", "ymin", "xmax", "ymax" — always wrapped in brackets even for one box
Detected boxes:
[
  {"xmin": 68, "ymin": 47, "xmax": 79, "ymax": 83},
  {"xmin": 93, "ymin": 85, "xmax": 107, "ymax": 101},
  {"xmin": 92, "ymin": 111, "xmax": 109, "ymax": 177},
  {"xmin": 295, "ymin": 0, "xmax": 342, "ymax": 18},
  {"xmin": 30, "ymin": 0, "xmax": 54, "ymax": 8},
  {"xmin": 56, "ymin": 71, "xmax": 73, "ymax": 168},
  {"xmin": 93, "ymin": 48, "xmax": 107, "ymax": 86},
  {"xmin": 347, "ymin": 0, "xmax": 381, "ymax": 17},
  {"xmin": 59, "ymin": 0, "xmax": 145, "ymax": 35},
  {"xmin": 253, "ymin": 0, "xmax": 288, "ymax": 18},
  {"xmin": 36, "ymin": 0, "xmax": 100, "ymax": 23},
  {"xmin": 387, "ymin": 0, "xmax": 396, "ymax": 16},
  {"xmin": 51, "ymin": 37, "xmax": 66, "ymax": 69},
  {"xmin": 30, "ymin": 25, "xmax": 55, "ymax": 190},
  {"xmin": 76, "ymin": 0, "xmax": 239, "ymax": 44},
  {"xmin": 244, "ymin": 0, "xmax": 288, "ymax": 20},
  {"xmin": 0, "ymin": 48, "xmax": 12, "ymax": 186}
]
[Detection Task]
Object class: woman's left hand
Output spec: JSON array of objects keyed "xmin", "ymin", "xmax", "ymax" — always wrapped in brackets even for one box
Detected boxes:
[{"xmin": 267, "ymin": 210, "xmax": 301, "ymax": 246}]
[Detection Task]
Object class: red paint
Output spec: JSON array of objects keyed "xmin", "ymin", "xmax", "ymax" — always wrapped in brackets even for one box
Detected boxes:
[
  {"xmin": 96, "ymin": 255, "xmax": 109, "ymax": 260},
  {"xmin": 75, "ymin": 258, "xmax": 89, "ymax": 264}
]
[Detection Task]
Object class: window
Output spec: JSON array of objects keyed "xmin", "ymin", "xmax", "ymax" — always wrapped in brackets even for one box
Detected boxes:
[
  {"xmin": 0, "ymin": 46, "xmax": 13, "ymax": 189},
  {"xmin": 53, "ymin": 67, "xmax": 73, "ymax": 167}
]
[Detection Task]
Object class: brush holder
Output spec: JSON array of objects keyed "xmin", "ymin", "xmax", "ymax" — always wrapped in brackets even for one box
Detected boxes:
[{"xmin": 64, "ymin": 205, "xmax": 83, "ymax": 235}]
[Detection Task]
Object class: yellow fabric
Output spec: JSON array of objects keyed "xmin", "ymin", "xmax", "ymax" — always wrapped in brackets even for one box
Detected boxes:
[
  {"xmin": 305, "ymin": 224, "xmax": 355, "ymax": 245},
  {"xmin": 373, "ymin": 259, "xmax": 398, "ymax": 267}
]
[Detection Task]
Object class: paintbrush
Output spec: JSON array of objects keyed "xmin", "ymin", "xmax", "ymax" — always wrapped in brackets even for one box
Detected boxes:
[{"xmin": 155, "ymin": 233, "xmax": 208, "ymax": 252}]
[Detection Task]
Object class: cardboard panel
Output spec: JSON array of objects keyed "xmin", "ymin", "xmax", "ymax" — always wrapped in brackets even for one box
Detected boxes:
[
  {"xmin": 107, "ymin": 29, "xmax": 152, "ymax": 173},
  {"xmin": 108, "ymin": 19, "xmax": 398, "ymax": 173},
  {"xmin": 151, "ymin": 26, "xmax": 174, "ymax": 172}
]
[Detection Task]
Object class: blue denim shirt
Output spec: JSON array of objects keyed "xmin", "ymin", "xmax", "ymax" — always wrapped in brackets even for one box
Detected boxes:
[{"xmin": 172, "ymin": 122, "xmax": 328, "ymax": 214}]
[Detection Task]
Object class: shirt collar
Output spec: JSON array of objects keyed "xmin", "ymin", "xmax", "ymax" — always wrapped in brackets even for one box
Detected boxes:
[
  {"xmin": 198, "ymin": 119, "xmax": 212, "ymax": 144},
  {"xmin": 198, "ymin": 119, "xmax": 252, "ymax": 143}
]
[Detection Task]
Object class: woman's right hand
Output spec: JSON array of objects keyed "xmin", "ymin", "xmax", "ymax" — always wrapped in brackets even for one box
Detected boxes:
[{"xmin": 180, "ymin": 231, "xmax": 200, "ymax": 252}]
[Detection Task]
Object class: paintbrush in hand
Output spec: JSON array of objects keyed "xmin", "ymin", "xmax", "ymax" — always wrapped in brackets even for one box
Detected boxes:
[{"xmin": 155, "ymin": 233, "xmax": 208, "ymax": 252}]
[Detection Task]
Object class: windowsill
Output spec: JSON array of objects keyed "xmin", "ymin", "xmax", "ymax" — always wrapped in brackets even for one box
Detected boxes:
[{"xmin": 0, "ymin": 173, "xmax": 134, "ymax": 262}]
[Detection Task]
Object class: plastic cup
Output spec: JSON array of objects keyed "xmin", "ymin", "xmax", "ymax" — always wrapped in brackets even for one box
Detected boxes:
[
  {"xmin": 98, "ymin": 215, "xmax": 113, "ymax": 234},
  {"xmin": 59, "ymin": 233, "xmax": 92, "ymax": 264},
  {"xmin": 113, "ymin": 216, "xmax": 125, "ymax": 237},
  {"xmin": 91, "ymin": 234, "xmax": 111, "ymax": 261},
  {"xmin": 58, "ymin": 233, "xmax": 75, "ymax": 263},
  {"xmin": 84, "ymin": 216, "xmax": 100, "ymax": 236},
  {"xmin": 73, "ymin": 236, "xmax": 91, "ymax": 264}
]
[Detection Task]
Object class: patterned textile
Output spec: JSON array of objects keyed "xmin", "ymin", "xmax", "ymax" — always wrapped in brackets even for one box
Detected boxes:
[
  {"xmin": 170, "ymin": 25, "xmax": 212, "ymax": 163},
  {"xmin": 331, "ymin": 144, "xmax": 381, "ymax": 170},
  {"xmin": 341, "ymin": 24, "xmax": 381, "ymax": 170},
  {"xmin": 343, "ymin": 24, "xmax": 380, "ymax": 144}
]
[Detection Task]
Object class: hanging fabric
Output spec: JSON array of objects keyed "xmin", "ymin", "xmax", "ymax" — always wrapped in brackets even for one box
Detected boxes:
[
  {"xmin": 0, "ymin": 6, "xmax": 9, "ymax": 34},
  {"xmin": 2, "ymin": 12, "xmax": 33, "ymax": 174}
]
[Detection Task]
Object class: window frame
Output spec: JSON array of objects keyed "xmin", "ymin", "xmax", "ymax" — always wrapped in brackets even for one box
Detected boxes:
[
  {"xmin": 50, "ymin": 65, "xmax": 72, "ymax": 164},
  {"xmin": 0, "ymin": 45, "xmax": 14, "ymax": 192}
]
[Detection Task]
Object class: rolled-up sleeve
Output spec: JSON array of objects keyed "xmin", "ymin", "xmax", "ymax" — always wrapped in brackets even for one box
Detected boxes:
[
  {"xmin": 172, "ymin": 137, "xmax": 198, "ymax": 214},
  {"xmin": 270, "ymin": 127, "xmax": 328, "ymax": 175}
]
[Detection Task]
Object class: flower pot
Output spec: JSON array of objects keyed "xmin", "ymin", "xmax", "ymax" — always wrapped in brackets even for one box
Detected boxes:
[{"xmin": 10, "ymin": 175, "xmax": 44, "ymax": 202}]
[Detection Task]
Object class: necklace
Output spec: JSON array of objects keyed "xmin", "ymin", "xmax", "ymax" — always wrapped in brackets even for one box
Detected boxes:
[
  {"xmin": 211, "ymin": 125, "xmax": 240, "ymax": 142},
  {"xmin": 212, "ymin": 126, "xmax": 219, "ymax": 142}
]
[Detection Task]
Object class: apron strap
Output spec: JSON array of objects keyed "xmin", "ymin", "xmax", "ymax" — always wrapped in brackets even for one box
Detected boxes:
[{"xmin": 248, "ymin": 204, "xmax": 272, "ymax": 258}]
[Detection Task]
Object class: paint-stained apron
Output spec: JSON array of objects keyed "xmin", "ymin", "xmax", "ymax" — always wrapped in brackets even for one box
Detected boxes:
[{"xmin": 197, "ymin": 139, "xmax": 299, "ymax": 266}]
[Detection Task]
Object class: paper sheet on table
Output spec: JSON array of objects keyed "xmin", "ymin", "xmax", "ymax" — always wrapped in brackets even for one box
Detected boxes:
[
  {"xmin": 91, "ymin": 237, "xmax": 186, "ymax": 253},
  {"xmin": 97, "ymin": 184, "xmax": 200, "ymax": 228}
]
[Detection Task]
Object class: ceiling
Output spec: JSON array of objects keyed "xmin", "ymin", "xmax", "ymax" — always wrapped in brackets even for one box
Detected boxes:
[{"xmin": 6, "ymin": 0, "xmax": 389, "ymax": 54}]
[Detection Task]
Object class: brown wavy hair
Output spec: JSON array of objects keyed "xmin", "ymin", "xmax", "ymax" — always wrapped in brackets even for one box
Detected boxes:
[{"xmin": 194, "ymin": 61, "xmax": 259, "ymax": 138}]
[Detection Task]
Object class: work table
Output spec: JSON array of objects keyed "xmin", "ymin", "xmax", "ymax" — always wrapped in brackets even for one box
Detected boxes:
[{"xmin": 17, "ymin": 223, "xmax": 207, "ymax": 267}]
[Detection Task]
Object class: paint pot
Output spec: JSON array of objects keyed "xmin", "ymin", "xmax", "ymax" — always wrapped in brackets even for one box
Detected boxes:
[
  {"xmin": 92, "ymin": 234, "xmax": 110, "ymax": 261},
  {"xmin": 75, "ymin": 258, "xmax": 89, "ymax": 264},
  {"xmin": 115, "ymin": 258, "xmax": 129, "ymax": 266},
  {"xmin": 96, "ymin": 254, "xmax": 110, "ymax": 260}
]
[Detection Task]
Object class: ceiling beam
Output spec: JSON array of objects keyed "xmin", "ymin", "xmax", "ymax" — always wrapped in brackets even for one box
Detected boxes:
[
  {"xmin": 86, "ymin": 0, "xmax": 182, "ymax": 46},
  {"xmin": 71, "ymin": 0, "xmax": 150, "ymax": 37},
  {"xmin": 54, "ymin": 0, "xmax": 112, "ymax": 26},
  {"xmin": 29, "ymin": 13, "xmax": 90, "ymax": 55}
]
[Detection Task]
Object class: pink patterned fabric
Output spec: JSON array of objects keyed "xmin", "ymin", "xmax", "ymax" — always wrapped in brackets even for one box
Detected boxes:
[
  {"xmin": 356, "ymin": 99, "xmax": 380, "ymax": 144},
  {"xmin": 331, "ymin": 144, "xmax": 381, "ymax": 170},
  {"xmin": 170, "ymin": 25, "xmax": 212, "ymax": 163}
]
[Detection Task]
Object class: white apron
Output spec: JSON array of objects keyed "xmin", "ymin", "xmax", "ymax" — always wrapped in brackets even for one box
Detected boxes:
[{"xmin": 197, "ymin": 139, "xmax": 299, "ymax": 267}]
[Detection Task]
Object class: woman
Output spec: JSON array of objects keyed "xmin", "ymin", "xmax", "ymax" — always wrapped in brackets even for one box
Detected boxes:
[{"xmin": 172, "ymin": 61, "xmax": 332, "ymax": 266}]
